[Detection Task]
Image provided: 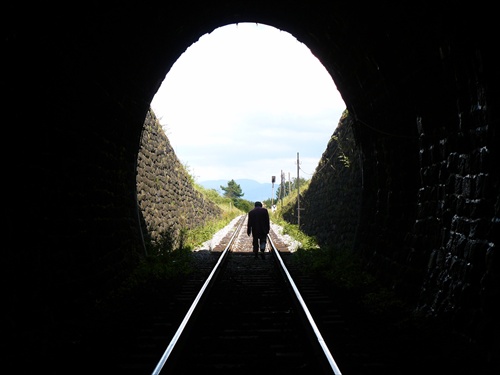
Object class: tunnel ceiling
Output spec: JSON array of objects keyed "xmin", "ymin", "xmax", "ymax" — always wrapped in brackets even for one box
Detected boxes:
[{"xmin": 8, "ymin": 1, "xmax": 489, "ymax": 141}]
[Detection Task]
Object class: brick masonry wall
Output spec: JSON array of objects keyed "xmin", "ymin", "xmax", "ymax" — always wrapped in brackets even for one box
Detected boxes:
[
  {"xmin": 136, "ymin": 109, "xmax": 222, "ymax": 249},
  {"xmin": 412, "ymin": 112, "xmax": 499, "ymax": 340}
]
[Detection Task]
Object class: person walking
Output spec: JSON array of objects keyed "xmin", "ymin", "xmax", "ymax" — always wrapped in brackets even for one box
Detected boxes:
[{"xmin": 247, "ymin": 201, "xmax": 270, "ymax": 259}]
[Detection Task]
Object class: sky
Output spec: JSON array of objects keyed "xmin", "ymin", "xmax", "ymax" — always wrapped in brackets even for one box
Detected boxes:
[{"xmin": 150, "ymin": 23, "xmax": 346, "ymax": 184}]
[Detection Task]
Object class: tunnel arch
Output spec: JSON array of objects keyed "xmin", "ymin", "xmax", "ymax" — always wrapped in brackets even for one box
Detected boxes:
[{"xmin": 7, "ymin": 2, "xmax": 498, "ymax": 372}]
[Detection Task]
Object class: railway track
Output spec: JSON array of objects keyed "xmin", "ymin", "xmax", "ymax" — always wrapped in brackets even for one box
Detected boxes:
[
  {"xmin": 109, "ymin": 215, "xmax": 493, "ymax": 375},
  {"xmin": 28, "ymin": 215, "xmax": 494, "ymax": 375},
  {"xmin": 151, "ymin": 215, "xmax": 342, "ymax": 375}
]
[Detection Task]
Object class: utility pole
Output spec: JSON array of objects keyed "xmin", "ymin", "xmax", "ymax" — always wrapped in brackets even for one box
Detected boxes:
[
  {"xmin": 288, "ymin": 172, "xmax": 291, "ymax": 196},
  {"xmin": 297, "ymin": 152, "xmax": 300, "ymax": 228},
  {"xmin": 280, "ymin": 170, "xmax": 285, "ymax": 208}
]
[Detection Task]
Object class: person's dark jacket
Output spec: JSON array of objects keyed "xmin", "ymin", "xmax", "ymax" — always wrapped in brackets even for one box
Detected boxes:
[{"xmin": 247, "ymin": 206, "xmax": 270, "ymax": 237}]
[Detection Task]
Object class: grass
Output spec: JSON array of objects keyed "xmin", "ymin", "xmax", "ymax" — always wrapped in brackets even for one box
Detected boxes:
[
  {"xmin": 270, "ymin": 190, "xmax": 409, "ymax": 319},
  {"xmin": 117, "ymin": 179, "xmax": 407, "ymax": 321},
  {"xmin": 182, "ymin": 205, "xmax": 241, "ymax": 250},
  {"xmin": 105, "ymin": 192, "xmax": 243, "ymax": 308},
  {"xmin": 283, "ymin": 235, "xmax": 409, "ymax": 319}
]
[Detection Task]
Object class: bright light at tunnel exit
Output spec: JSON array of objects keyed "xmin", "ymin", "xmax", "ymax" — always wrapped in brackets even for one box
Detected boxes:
[{"xmin": 151, "ymin": 22, "xmax": 346, "ymax": 184}]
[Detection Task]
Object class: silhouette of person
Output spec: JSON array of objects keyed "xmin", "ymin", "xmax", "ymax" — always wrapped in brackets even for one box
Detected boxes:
[{"xmin": 247, "ymin": 201, "xmax": 270, "ymax": 259}]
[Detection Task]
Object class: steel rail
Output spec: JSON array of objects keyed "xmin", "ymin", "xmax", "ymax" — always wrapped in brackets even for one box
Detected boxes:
[
  {"xmin": 267, "ymin": 234, "xmax": 343, "ymax": 375},
  {"xmin": 151, "ymin": 216, "xmax": 246, "ymax": 375}
]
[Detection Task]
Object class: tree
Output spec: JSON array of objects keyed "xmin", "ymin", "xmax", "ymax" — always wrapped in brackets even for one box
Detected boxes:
[
  {"xmin": 233, "ymin": 198, "xmax": 253, "ymax": 212},
  {"xmin": 220, "ymin": 179, "xmax": 244, "ymax": 199}
]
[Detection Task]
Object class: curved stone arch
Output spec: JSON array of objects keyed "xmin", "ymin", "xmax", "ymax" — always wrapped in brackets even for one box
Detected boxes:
[{"xmin": 6, "ymin": 3, "xmax": 498, "ymax": 369}]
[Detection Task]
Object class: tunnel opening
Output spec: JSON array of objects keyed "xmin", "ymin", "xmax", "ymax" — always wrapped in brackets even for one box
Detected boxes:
[
  {"xmin": 149, "ymin": 22, "xmax": 346, "ymax": 185},
  {"xmin": 137, "ymin": 22, "xmax": 348, "ymax": 253}
]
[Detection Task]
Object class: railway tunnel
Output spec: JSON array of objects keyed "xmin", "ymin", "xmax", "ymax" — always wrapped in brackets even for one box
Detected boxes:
[{"xmin": 6, "ymin": 1, "xmax": 499, "ymax": 373}]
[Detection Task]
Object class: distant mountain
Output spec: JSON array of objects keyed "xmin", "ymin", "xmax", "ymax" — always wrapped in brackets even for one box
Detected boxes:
[{"xmin": 198, "ymin": 179, "xmax": 277, "ymax": 203}]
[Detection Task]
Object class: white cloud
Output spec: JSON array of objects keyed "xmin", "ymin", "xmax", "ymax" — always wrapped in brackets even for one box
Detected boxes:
[{"xmin": 151, "ymin": 22, "xmax": 345, "ymax": 184}]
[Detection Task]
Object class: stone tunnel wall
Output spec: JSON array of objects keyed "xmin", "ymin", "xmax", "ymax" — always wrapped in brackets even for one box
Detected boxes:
[
  {"xmin": 136, "ymin": 109, "xmax": 223, "ymax": 249},
  {"xmin": 410, "ymin": 111, "xmax": 499, "ymax": 342},
  {"xmin": 283, "ymin": 90, "xmax": 499, "ymax": 349}
]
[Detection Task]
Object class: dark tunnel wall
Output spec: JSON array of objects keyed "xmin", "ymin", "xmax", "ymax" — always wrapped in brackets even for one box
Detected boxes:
[{"xmin": 6, "ymin": 0, "xmax": 499, "ymax": 367}]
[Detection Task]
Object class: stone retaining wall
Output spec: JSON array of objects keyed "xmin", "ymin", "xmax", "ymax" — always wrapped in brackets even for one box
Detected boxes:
[
  {"xmin": 282, "ymin": 111, "xmax": 362, "ymax": 252},
  {"xmin": 136, "ymin": 109, "xmax": 222, "ymax": 250}
]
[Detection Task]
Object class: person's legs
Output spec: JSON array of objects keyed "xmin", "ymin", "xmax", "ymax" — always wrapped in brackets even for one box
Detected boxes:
[
  {"xmin": 259, "ymin": 236, "xmax": 267, "ymax": 252},
  {"xmin": 252, "ymin": 236, "xmax": 259, "ymax": 257},
  {"xmin": 259, "ymin": 236, "xmax": 267, "ymax": 259}
]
